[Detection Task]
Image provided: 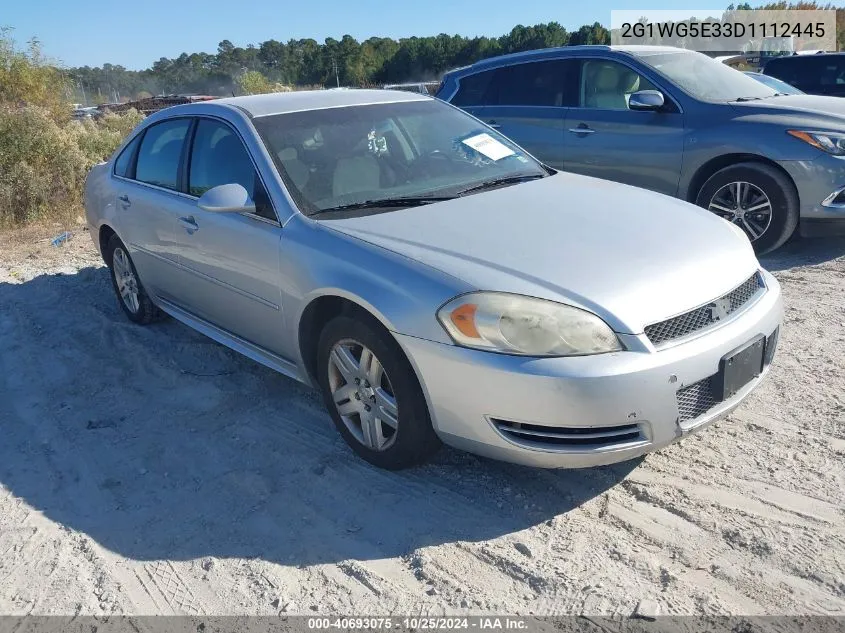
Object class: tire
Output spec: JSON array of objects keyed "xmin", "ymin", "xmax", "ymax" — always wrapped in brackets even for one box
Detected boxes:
[
  {"xmin": 317, "ymin": 314, "xmax": 441, "ymax": 469},
  {"xmin": 105, "ymin": 234, "xmax": 162, "ymax": 325},
  {"xmin": 695, "ymin": 162, "xmax": 799, "ymax": 254}
]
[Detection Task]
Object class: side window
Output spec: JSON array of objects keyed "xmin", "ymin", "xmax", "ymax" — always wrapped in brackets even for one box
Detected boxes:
[
  {"xmin": 488, "ymin": 60, "xmax": 575, "ymax": 107},
  {"xmin": 451, "ymin": 69, "xmax": 495, "ymax": 106},
  {"xmin": 820, "ymin": 59, "xmax": 845, "ymax": 87},
  {"xmin": 188, "ymin": 119, "xmax": 276, "ymax": 221},
  {"xmin": 114, "ymin": 134, "xmax": 141, "ymax": 178},
  {"xmin": 769, "ymin": 58, "xmax": 822, "ymax": 92},
  {"xmin": 135, "ymin": 119, "xmax": 191, "ymax": 190},
  {"xmin": 580, "ymin": 60, "xmax": 658, "ymax": 110}
]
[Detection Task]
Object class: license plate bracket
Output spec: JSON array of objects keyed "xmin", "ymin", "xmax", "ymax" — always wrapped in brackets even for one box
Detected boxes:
[{"xmin": 713, "ymin": 335, "xmax": 766, "ymax": 402}]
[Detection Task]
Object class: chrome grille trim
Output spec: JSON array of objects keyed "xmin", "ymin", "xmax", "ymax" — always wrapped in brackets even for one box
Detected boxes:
[
  {"xmin": 645, "ymin": 273, "xmax": 765, "ymax": 347},
  {"xmin": 492, "ymin": 419, "xmax": 643, "ymax": 448}
]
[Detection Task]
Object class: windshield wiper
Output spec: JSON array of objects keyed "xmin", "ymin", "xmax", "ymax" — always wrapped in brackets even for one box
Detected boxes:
[
  {"xmin": 309, "ymin": 195, "xmax": 455, "ymax": 216},
  {"xmin": 733, "ymin": 96, "xmax": 764, "ymax": 102},
  {"xmin": 456, "ymin": 173, "xmax": 545, "ymax": 196}
]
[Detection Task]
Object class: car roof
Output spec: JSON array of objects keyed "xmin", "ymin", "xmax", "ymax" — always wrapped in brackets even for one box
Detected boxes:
[
  {"xmin": 212, "ymin": 89, "xmax": 430, "ymax": 118},
  {"xmin": 457, "ymin": 44, "xmax": 689, "ymax": 73}
]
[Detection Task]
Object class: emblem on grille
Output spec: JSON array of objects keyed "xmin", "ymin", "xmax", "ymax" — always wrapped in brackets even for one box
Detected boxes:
[{"xmin": 706, "ymin": 297, "xmax": 731, "ymax": 323}]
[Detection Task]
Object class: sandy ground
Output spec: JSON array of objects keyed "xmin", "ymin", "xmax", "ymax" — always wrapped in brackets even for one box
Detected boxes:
[{"xmin": 0, "ymin": 225, "xmax": 843, "ymax": 617}]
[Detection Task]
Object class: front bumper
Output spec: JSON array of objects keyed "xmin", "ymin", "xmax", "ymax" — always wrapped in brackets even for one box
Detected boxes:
[
  {"xmin": 780, "ymin": 155, "xmax": 845, "ymax": 231},
  {"xmin": 396, "ymin": 270, "xmax": 783, "ymax": 468}
]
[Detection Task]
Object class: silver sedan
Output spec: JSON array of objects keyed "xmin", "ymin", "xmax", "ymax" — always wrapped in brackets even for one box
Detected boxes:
[{"xmin": 84, "ymin": 90, "xmax": 783, "ymax": 469}]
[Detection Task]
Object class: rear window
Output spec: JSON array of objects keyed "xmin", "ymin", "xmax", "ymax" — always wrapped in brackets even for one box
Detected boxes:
[
  {"xmin": 485, "ymin": 60, "xmax": 576, "ymax": 107},
  {"xmin": 113, "ymin": 134, "xmax": 141, "ymax": 178}
]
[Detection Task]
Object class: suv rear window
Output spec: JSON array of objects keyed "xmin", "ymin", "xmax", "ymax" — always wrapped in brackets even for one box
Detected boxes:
[
  {"xmin": 487, "ymin": 60, "xmax": 575, "ymax": 107},
  {"xmin": 451, "ymin": 69, "xmax": 496, "ymax": 106},
  {"xmin": 451, "ymin": 60, "xmax": 577, "ymax": 108}
]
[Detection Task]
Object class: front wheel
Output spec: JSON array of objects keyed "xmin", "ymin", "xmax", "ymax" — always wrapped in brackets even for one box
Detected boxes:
[
  {"xmin": 695, "ymin": 162, "xmax": 799, "ymax": 254},
  {"xmin": 317, "ymin": 315, "xmax": 441, "ymax": 470}
]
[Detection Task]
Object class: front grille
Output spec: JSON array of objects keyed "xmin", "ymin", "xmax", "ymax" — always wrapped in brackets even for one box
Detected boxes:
[
  {"xmin": 676, "ymin": 376, "xmax": 717, "ymax": 423},
  {"xmin": 492, "ymin": 419, "xmax": 643, "ymax": 449},
  {"xmin": 645, "ymin": 273, "xmax": 764, "ymax": 346}
]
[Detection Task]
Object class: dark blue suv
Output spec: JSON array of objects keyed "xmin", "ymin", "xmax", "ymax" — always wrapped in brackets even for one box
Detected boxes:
[{"xmin": 437, "ymin": 45, "xmax": 845, "ymax": 253}]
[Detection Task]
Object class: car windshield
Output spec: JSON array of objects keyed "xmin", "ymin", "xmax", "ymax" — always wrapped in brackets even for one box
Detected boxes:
[
  {"xmin": 252, "ymin": 99, "xmax": 546, "ymax": 216},
  {"xmin": 639, "ymin": 51, "xmax": 779, "ymax": 102}
]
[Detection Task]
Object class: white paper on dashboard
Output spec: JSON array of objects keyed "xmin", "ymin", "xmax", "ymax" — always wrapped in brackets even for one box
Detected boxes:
[{"xmin": 461, "ymin": 133, "xmax": 515, "ymax": 161}]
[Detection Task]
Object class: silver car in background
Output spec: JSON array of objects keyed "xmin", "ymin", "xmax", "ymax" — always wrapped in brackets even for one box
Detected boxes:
[{"xmin": 85, "ymin": 90, "xmax": 782, "ymax": 470}]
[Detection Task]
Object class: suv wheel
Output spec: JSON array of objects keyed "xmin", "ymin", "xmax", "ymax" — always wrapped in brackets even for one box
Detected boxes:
[{"xmin": 695, "ymin": 162, "xmax": 799, "ymax": 254}]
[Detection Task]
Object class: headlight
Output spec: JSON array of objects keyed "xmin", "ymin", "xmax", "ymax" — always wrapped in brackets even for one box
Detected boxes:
[
  {"xmin": 787, "ymin": 130, "xmax": 845, "ymax": 156},
  {"xmin": 436, "ymin": 292, "xmax": 622, "ymax": 357}
]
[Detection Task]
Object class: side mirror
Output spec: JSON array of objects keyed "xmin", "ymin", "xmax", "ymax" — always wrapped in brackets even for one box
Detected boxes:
[
  {"xmin": 197, "ymin": 183, "xmax": 256, "ymax": 214},
  {"xmin": 628, "ymin": 90, "xmax": 665, "ymax": 111}
]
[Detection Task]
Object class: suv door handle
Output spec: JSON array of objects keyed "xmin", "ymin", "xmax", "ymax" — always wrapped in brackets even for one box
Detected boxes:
[
  {"xmin": 486, "ymin": 120, "xmax": 501, "ymax": 129},
  {"xmin": 118, "ymin": 194, "xmax": 131, "ymax": 207},
  {"xmin": 179, "ymin": 216, "xmax": 199, "ymax": 233},
  {"xmin": 568, "ymin": 125, "xmax": 596, "ymax": 135}
]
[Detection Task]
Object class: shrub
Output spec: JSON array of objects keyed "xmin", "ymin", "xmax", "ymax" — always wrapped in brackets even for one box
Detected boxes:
[
  {"xmin": 0, "ymin": 104, "xmax": 144, "ymax": 227},
  {"xmin": 0, "ymin": 29, "xmax": 70, "ymax": 121},
  {"xmin": 0, "ymin": 30, "xmax": 144, "ymax": 227}
]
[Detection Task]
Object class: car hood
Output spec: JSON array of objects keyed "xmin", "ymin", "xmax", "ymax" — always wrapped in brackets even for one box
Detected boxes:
[
  {"xmin": 321, "ymin": 173, "xmax": 760, "ymax": 334},
  {"xmin": 730, "ymin": 94, "xmax": 845, "ymax": 126}
]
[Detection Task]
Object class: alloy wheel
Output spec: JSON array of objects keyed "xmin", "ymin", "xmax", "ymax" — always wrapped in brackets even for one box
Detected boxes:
[
  {"xmin": 327, "ymin": 339, "xmax": 399, "ymax": 451},
  {"xmin": 707, "ymin": 181, "xmax": 773, "ymax": 242},
  {"xmin": 112, "ymin": 247, "xmax": 140, "ymax": 314}
]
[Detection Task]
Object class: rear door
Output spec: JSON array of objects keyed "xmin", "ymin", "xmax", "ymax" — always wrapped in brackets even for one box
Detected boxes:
[
  {"xmin": 113, "ymin": 117, "xmax": 193, "ymax": 302},
  {"xmin": 173, "ymin": 117, "xmax": 287, "ymax": 355},
  {"xmin": 563, "ymin": 58, "xmax": 685, "ymax": 196},
  {"xmin": 475, "ymin": 59, "xmax": 576, "ymax": 169}
]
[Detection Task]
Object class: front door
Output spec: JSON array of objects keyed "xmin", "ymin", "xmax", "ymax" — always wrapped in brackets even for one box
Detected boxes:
[
  {"xmin": 563, "ymin": 59, "xmax": 686, "ymax": 196},
  {"xmin": 173, "ymin": 117, "xmax": 287, "ymax": 355}
]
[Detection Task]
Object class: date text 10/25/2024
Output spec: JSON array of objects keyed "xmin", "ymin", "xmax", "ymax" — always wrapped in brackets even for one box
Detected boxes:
[{"xmin": 307, "ymin": 617, "xmax": 529, "ymax": 630}]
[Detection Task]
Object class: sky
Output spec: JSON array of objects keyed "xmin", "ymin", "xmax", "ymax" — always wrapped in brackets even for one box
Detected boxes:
[{"xmin": 7, "ymin": 0, "xmax": 748, "ymax": 70}]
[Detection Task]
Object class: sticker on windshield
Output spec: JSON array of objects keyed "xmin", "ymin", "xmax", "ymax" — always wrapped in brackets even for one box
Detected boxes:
[{"xmin": 461, "ymin": 133, "xmax": 515, "ymax": 161}]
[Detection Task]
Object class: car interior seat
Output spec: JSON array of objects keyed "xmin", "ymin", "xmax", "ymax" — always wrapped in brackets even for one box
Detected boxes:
[
  {"xmin": 277, "ymin": 147, "xmax": 310, "ymax": 192},
  {"xmin": 619, "ymin": 70, "xmax": 641, "ymax": 107},
  {"xmin": 586, "ymin": 64, "xmax": 628, "ymax": 110},
  {"xmin": 332, "ymin": 155, "xmax": 381, "ymax": 198}
]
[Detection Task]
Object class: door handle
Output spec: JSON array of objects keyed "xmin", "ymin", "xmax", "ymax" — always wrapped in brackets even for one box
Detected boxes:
[
  {"xmin": 118, "ymin": 194, "xmax": 131, "ymax": 207},
  {"xmin": 568, "ymin": 126, "xmax": 596, "ymax": 135},
  {"xmin": 179, "ymin": 216, "xmax": 199, "ymax": 233},
  {"xmin": 487, "ymin": 120, "xmax": 501, "ymax": 129}
]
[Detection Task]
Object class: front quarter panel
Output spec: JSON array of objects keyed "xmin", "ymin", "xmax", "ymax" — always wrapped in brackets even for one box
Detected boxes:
[
  {"xmin": 278, "ymin": 216, "xmax": 474, "ymax": 370},
  {"xmin": 678, "ymin": 102, "xmax": 829, "ymax": 200}
]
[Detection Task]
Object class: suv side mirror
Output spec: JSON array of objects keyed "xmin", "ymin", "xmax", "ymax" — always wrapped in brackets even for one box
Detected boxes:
[
  {"xmin": 197, "ymin": 183, "xmax": 256, "ymax": 214},
  {"xmin": 628, "ymin": 90, "xmax": 665, "ymax": 111}
]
